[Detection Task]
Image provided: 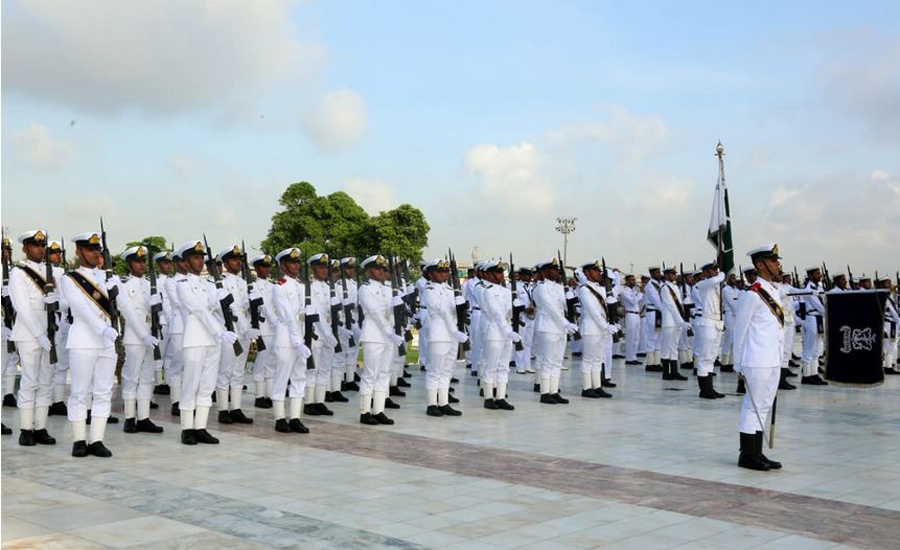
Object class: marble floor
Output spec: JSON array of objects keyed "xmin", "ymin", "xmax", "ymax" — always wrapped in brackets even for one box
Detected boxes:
[{"xmin": 3, "ymin": 352, "xmax": 900, "ymax": 549}]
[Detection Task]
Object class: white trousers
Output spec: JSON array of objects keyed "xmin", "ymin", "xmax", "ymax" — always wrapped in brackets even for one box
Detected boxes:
[
  {"xmin": 625, "ymin": 313, "xmax": 640, "ymax": 361},
  {"xmin": 272, "ymin": 345, "xmax": 308, "ymax": 401},
  {"xmin": 15, "ymin": 340, "xmax": 53, "ymax": 409},
  {"xmin": 180, "ymin": 345, "xmax": 220, "ymax": 412},
  {"xmin": 121, "ymin": 343, "xmax": 154, "ymax": 401},
  {"xmin": 67, "ymin": 346, "xmax": 117, "ymax": 421},
  {"xmin": 660, "ymin": 327, "xmax": 679, "ymax": 360},
  {"xmin": 695, "ymin": 324, "xmax": 722, "ymax": 377},
  {"xmin": 217, "ymin": 336, "xmax": 250, "ymax": 390},
  {"xmin": 580, "ymin": 334, "xmax": 606, "ymax": 377},
  {"xmin": 739, "ymin": 366, "xmax": 779, "ymax": 434},
  {"xmin": 480, "ymin": 339, "xmax": 512, "ymax": 387},
  {"xmin": 534, "ymin": 332, "xmax": 566, "ymax": 381},
  {"xmin": 359, "ymin": 341, "xmax": 393, "ymax": 396},
  {"xmin": 425, "ymin": 340, "xmax": 457, "ymax": 391},
  {"xmin": 801, "ymin": 316, "xmax": 823, "ymax": 364}
]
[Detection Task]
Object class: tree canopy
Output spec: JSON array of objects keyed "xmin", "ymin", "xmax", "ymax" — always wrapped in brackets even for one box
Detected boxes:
[{"xmin": 262, "ymin": 182, "xmax": 430, "ymax": 263}]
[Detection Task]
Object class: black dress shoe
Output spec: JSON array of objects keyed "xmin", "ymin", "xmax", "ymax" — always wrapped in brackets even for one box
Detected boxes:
[
  {"xmin": 671, "ymin": 371, "xmax": 688, "ymax": 381},
  {"xmin": 230, "ymin": 409, "xmax": 254, "ymax": 424},
  {"xmin": 289, "ymin": 418, "xmax": 309, "ymax": 433},
  {"xmin": 448, "ymin": 386, "xmax": 455, "ymax": 393},
  {"xmin": 389, "ymin": 386, "xmax": 406, "ymax": 397},
  {"xmin": 18, "ymin": 430, "xmax": 35, "ymax": 446},
  {"xmin": 625, "ymin": 360, "xmax": 642, "ymax": 365},
  {"xmin": 581, "ymin": 389, "xmax": 600, "ymax": 398},
  {"xmin": 601, "ymin": 379, "xmax": 617, "ymax": 388},
  {"xmin": 218, "ymin": 410, "xmax": 233, "ymax": 424},
  {"xmin": 149, "ymin": 401, "xmax": 159, "ymax": 409},
  {"xmin": 495, "ymin": 399, "xmax": 515, "ymax": 410},
  {"xmin": 123, "ymin": 418, "xmax": 137, "ymax": 433},
  {"xmin": 636, "ymin": 352, "xmax": 647, "ymax": 357},
  {"xmin": 594, "ymin": 388, "xmax": 613, "ymax": 398},
  {"xmin": 451, "ymin": 377, "xmax": 459, "ymax": 383},
  {"xmin": 33, "ymin": 428, "xmax": 57, "ymax": 444},
  {"xmin": 1, "ymin": 423, "xmax": 11, "ymax": 435},
  {"xmin": 303, "ymin": 404, "xmax": 321, "ymax": 416},
  {"xmin": 533, "ymin": 383, "xmax": 541, "ymax": 393},
  {"xmin": 680, "ymin": 362, "xmax": 693, "ymax": 370},
  {"xmin": 571, "ymin": 352, "xmax": 582, "ymax": 357},
  {"xmin": 107, "ymin": 415, "xmax": 119, "ymax": 424},
  {"xmin": 330, "ymin": 391, "xmax": 349, "ymax": 402},
  {"xmin": 136, "ymin": 418, "xmax": 164, "ymax": 433},
  {"xmin": 778, "ymin": 379, "xmax": 796, "ymax": 390},
  {"xmin": 373, "ymin": 412, "xmax": 394, "ymax": 425},
  {"xmin": 551, "ymin": 393, "xmax": 569, "ymax": 404},
  {"xmin": 402, "ymin": 370, "xmax": 412, "ymax": 378},
  {"xmin": 360, "ymin": 413, "xmax": 379, "ymax": 425},
  {"xmin": 439, "ymin": 405, "xmax": 461, "ymax": 416},
  {"xmin": 171, "ymin": 403, "xmax": 181, "ymax": 416},
  {"xmin": 181, "ymin": 429, "xmax": 197, "ymax": 445},
  {"xmin": 315, "ymin": 403, "xmax": 334, "ymax": 416},
  {"xmin": 426, "ymin": 405, "xmax": 444, "ymax": 417},
  {"xmin": 343, "ymin": 381, "xmax": 360, "ymax": 391},
  {"xmin": 153, "ymin": 384, "xmax": 171, "ymax": 395},
  {"xmin": 87, "ymin": 441, "xmax": 112, "ymax": 457},
  {"xmin": 194, "ymin": 429, "xmax": 219, "ymax": 444},
  {"xmin": 72, "ymin": 440, "xmax": 89, "ymax": 456},
  {"xmin": 265, "ymin": 397, "xmax": 273, "ymax": 407},
  {"xmin": 255, "ymin": 397, "xmax": 271, "ymax": 408},
  {"xmin": 3, "ymin": 394, "xmax": 17, "ymax": 407},
  {"xmin": 384, "ymin": 398, "xmax": 400, "ymax": 409},
  {"xmin": 738, "ymin": 453, "xmax": 770, "ymax": 471},
  {"xmin": 720, "ymin": 364, "xmax": 735, "ymax": 373},
  {"xmin": 540, "ymin": 394, "xmax": 557, "ymax": 404},
  {"xmin": 48, "ymin": 401, "xmax": 68, "ymax": 416},
  {"xmin": 397, "ymin": 378, "xmax": 411, "ymax": 388},
  {"xmin": 612, "ymin": 354, "xmax": 625, "ymax": 359},
  {"xmin": 324, "ymin": 391, "xmax": 335, "ymax": 403},
  {"xmin": 275, "ymin": 419, "xmax": 291, "ymax": 433},
  {"xmin": 483, "ymin": 399, "xmax": 499, "ymax": 409},
  {"xmin": 645, "ymin": 364, "xmax": 663, "ymax": 372},
  {"xmin": 470, "ymin": 370, "xmax": 478, "ymax": 377},
  {"xmin": 786, "ymin": 369, "xmax": 798, "ymax": 377}
]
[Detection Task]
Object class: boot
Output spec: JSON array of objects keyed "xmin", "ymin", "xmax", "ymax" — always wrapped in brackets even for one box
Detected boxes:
[
  {"xmin": 778, "ymin": 369, "xmax": 796, "ymax": 390},
  {"xmin": 709, "ymin": 376, "xmax": 725, "ymax": 398},
  {"xmin": 171, "ymin": 402, "xmax": 181, "ymax": 416},
  {"xmin": 756, "ymin": 431, "xmax": 782, "ymax": 469},
  {"xmin": 662, "ymin": 360, "xmax": 674, "ymax": 380},
  {"xmin": 736, "ymin": 377, "xmax": 746, "ymax": 394},
  {"xmin": 671, "ymin": 363, "xmax": 688, "ymax": 380},
  {"xmin": 698, "ymin": 376, "xmax": 717, "ymax": 399},
  {"xmin": 737, "ymin": 432, "xmax": 769, "ymax": 471}
]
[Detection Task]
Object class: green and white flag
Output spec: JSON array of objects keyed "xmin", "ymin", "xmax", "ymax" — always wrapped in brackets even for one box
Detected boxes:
[{"xmin": 707, "ymin": 146, "xmax": 735, "ymax": 276}]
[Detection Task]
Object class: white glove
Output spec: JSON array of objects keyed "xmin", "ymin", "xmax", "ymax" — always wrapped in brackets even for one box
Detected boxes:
[
  {"xmin": 249, "ymin": 288, "xmax": 262, "ymax": 302},
  {"xmin": 291, "ymin": 335, "xmax": 304, "ymax": 349},
  {"xmin": 681, "ymin": 321, "xmax": 691, "ymax": 330},
  {"xmin": 565, "ymin": 322, "xmax": 578, "ymax": 335},
  {"xmin": 455, "ymin": 296, "xmax": 467, "ymax": 306},
  {"xmin": 353, "ymin": 327, "xmax": 362, "ymax": 342},
  {"xmin": 216, "ymin": 288, "xmax": 230, "ymax": 301},
  {"xmin": 389, "ymin": 333, "xmax": 404, "ymax": 347},
  {"xmin": 149, "ymin": 293, "xmax": 162, "ymax": 306},
  {"xmin": 217, "ymin": 331, "xmax": 238, "ymax": 345},
  {"xmin": 293, "ymin": 343, "xmax": 312, "ymax": 360},
  {"xmin": 330, "ymin": 296, "xmax": 342, "ymax": 306},
  {"xmin": 391, "ymin": 295, "xmax": 404, "ymax": 307},
  {"xmin": 453, "ymin": 330, "xmax": 468, "ymax": 343},
  {"xmin": 237, "ymin": 318, "xmax": 251, "ymax": 335},
  {"xmin": 510, "ymin": 331, "xmax": 523, "ymax": 344},
  {"xmin": 304, "ymin": 305, "xmax": 318, "ymax": 316},
  {"xmin": 323, "ymin": 332, "xmax": 338, "ymax": 348},
  {"xmin": 102, "ymin": 326, "xmax": 119, "ymax": 344},
  {"xmin": 248, "ymin": 328, "xmax": 260, "ymax": 340},
  {"xmin": 43, "ymin": 292, "xmax": 59, "ymax": 305},
  {"xmin": 734, "ymin": 363, "xmax": 742, "ymax": 374},
  {"xmin": 105, "ymin": 279, "xmax": 118, "ymax": 291},
  {"xmin": 1, "ymin": 326, "xmax": 11, "ymax": 342},
  {"xmin": 610, "ymin": 324, "xmax": 622, "ymax": 335},
  {"xmin": 38, "ymin": 334, "xmax": 53, "ymax": 351},
  {"xmin": 142, "ymin": 334, "xmax": 159, "ymax": 348},
  {"xmin": 1, "ymin": 286, "xmax": 9, "ymax": 297},
  {"xmin": 342, "ymin": 298, "xmax": 355, "ymax": 307},
  {"xmin": 339, "ymin": 327, "xmax": 354, "ymax": 340}
]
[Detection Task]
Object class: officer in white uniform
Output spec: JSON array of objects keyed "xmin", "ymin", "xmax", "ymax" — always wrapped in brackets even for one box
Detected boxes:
[
  {"xmin": 733, "ymin": 243, "xmax": 786, "ymax": 471},
  {"xmin": 659, "ymin": 266, "xmax": 689, "ymax": 381},
  {"xmin": 513, "ymin": 267, "xmax": 536, "ymax": 374},
  {"xmin": 215, "ymin": 245, "xmax": 254, "ymax": 425},
  {"xmin": 693, "ymin": 262, "xmax": 726, "ymax": 399},
  {"xmin": 720, "ymin": 274, "xmax": 740, "ymax": 371},
  {"xmin": 304, "ymin": 253, "xmax": 339, "ymax": 417},
  {"xmin": 533, "ymin": 258, "xmax": 576, "ymax": 405},
  {"xmin": 876, "ymin": 277, "xmax": 899, "ymax": 374},
  {"xmin": 116, "ymin": 246, "xmax": 163, "ymax": 434},
  {"xmin": 422, "ymin": 260, "xmax": 468, "ymax": 416},
  {"xmin": 478, "ymin": 259, "xmax": 519, "ymax": 411},
  {"xmin": 9, "ymin": 230, "xmax": 58, "ymax": 446},
  {"xmin": 621, "ymin": 274, "xmax": 643, "ymax": 365},
  {"xmin": 800, "ymin": 267, "xmax": 828, "ymax": 385},
  {"xmin": 576, "ymin": 261, "xmax": 618, "ymax": 399},
  {"xmin": 1, "ymin": 232, "xmax": 21, "ymax": 411},
  {"xmin": 249, "ymin": 254, "xmax": 277, "ymax": 408},
  {"xmin": 337, "ymin": 257, "xmax": 360, "ymax": 392},
  {"xmin": 643, "ymin": 267, "xmax": 664, "ymax": 372},
  {"xmin": 47, "ymin": 240, "xmax": 71, "ymax": 417},
  {"xmin": 152, "ymin": 252, "xmax": 173, "ymax": 397},
  {"xmin": 357, "ymin": 255, "xmax": 404, "ymax": 425},
  {"xmin": 271, "ymin": 248, "xmax": 312, "ymax": 434},
  {"xmin": 176, "ymin": 240, "xmax": 237, "ymax": 445},
  {"xmin": 164, "ymin": 249, "xmax": 188, "ymax": 415},
  {"xmin": 62, "ymin": 232, "xmax": 119, "ymax": 457}
]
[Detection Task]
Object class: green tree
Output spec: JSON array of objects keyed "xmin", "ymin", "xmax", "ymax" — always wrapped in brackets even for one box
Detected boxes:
[
  {"xmin": 112, "ymin": 236, "xmax": 169, "ymax": 276},
  {"xmin": 360, "ymin": 204, "xmax": 430, "ymax": 263}
]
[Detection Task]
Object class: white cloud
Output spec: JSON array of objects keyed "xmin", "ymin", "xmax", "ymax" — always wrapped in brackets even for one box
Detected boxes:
[
  {"xmin": 871, "ymin": 169, "xmax": 891, "ymax": 182},
  {"xmin": 769, "ymin": 186, "xmax": 800, "ymax": 208},
  {"xmin": 302, "ymin": 89, "xmax": 367, "ymax": 150},
  {"xmin": 342, "ymin": 178, "xmax": 398, "ymax": 215},
  {"xmin": 464, "ymin": 142, "xmax": 557, "ymax": 214},
  {"xmin": 15, "ymin": 124, "xmax": 76, "ymax": 169},
  {"xmin": 2, "ymin": 0, "xmax": 322, "ymax": 115}
]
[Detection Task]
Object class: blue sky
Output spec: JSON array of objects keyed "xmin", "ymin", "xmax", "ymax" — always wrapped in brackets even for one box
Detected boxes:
[{"xmin": 2, "ymin": 1, "xmax": 898, "ymax": 275}]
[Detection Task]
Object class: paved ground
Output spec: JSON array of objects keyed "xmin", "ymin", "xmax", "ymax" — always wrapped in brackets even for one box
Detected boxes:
[{"xmin": 3, "ymin": 349, "xmax": 899, "ymax": 549}]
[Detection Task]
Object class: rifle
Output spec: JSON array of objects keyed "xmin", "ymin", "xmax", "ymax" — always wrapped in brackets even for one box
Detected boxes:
[
  {"xmin": 241, "ymin": 241, "xmax": 266, "ymax": 352},
  {"xmin": 821, "ymin": 262, "xmax": 832, "ymax": 291},
  {"xmin": 738, "ymin": 264, "xmax": 745, "ymax": 288},
  {"xmin": 326, "ymin": 258, "xmax": 343, "ymax": 354},
  {"xmin": 559, "ymin": 250, "xmax": 581, "ymax": 340},
  {"xmin": 2, "ymin": 232, "xmax": 16, "ymax": 353},
  {"xmin": 448, "ymin": 250, "xmax": 469, "ymax": 352},
  {"xmin": 99, "ymin": 218, "xmax": 120, "ymax": 328},
  {"xmin": 400, "ymin": 259, "xmax": 419, "ymax": 321},
  {"xmin": 355, "ymin": 262, "xmax": 365, "ymax": 327},
  {"xmin": 146, "ymin": 246, "xmax": 163, "ymax": 361},
  {"xmin": 793, "ymin": 266, "xmax": 801, "ymax": 290},
  {"xmin": 509, "ymin": 254, "xmax": 524, "ymax": 352},
  {"xmin": 302, "ymin": 261, "xmax": 318, "ymax": 370},
  {"xmin": 847, "ymin": 264, "xmax": 856, "ymax": 290},
  {"xmin": 44, "ymin": 239, "xmax": 59, "ymax": 364},
  {"xmin": 338, "ymin": 259, "xmax": 356, "ymax": 348},
  {"xmin": 387, "ymin": 256, "xmax": 408, "ymax": 356},
  {"xmin": 203, "ymin": 234, "xmax": 243, "ymax": 356},
  {"xmin": 604, "ymin": 257, "xmax": 622, "ymax": 343}
]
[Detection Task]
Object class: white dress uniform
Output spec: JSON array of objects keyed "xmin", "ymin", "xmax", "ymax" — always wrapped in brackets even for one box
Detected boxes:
[
  {"xmin": 216, "ymin": 258, "xmax": 252, "ymax": 420},
  {"xmin": 415, "ymin": 275, "xmax": 430, "ymax": 369},
  {"xmin": 881, "ymin": 285, "xmax": 899, "ymax": 373},
  {"xmin": 116, "ymin": 252, "xmax": 163, "ymax": 432},
  {"xmin": 270, "ymin": 261, "xmax": 312, "ymax": 431},
  {"xmin": 693, "ymin": 272, "xmax": 726, "ymax": 378},
  {"xmin": 622, "ymin": 283, "xmax": 642, "ymax": 363},
  {"xmin": 777, "ymin": 282, "xmax": 798, "ymax": 372},
  {"xmin": 176, "ymin": 240, "xmax": 230, "ymax": 444},
  {"xmin": 50, "ymin": 254, "xmax": 72, "ymax": 411},
  {"xmin": 800, "ymin": 276, "xmax": 826, "ymax": 379},
  {"xmin": 533, "ymin": 261, "xmax": 576, "ymax": 401},
  {"xmin": 62, "ymin": 251, "xmax": 119, "ymax": 455},
  {"xmin": 152, "ymin": 258, "xmax": 170, "ymax": 390},
  {"xmin": 576, "ymin": 274, "xmax": 615, "ymax": 396},
  {"xmin": 463, "ymin": 274, "xmax": 483, "ymax": 373},
  {"xmin": 164, "ymin": 268, "xmax": 187, "ymax": 410},
  {"xmin": 337, "ymin": 263, "xmax": 359, "ymax": 387},
  {"xmin": 643, "ymin": 275, "xmax": 664, "ymax": 369},
  {"xmin": 720, "ymin": 283, "xmax": 740, "ymax": 366},
  {"xmin": 307, "ymin": 263, "xmax": 338, "ymax": 413},
  {"xmin": 513, "ymin": 277, "xmax": 535, "ymax": 374},
  {"xmin": 9, "ymin": 234, "xmax": 56, "ymax": 443},
  {"xmin": 250, "ymin": 274, "xmax": 278, "ymax": 403},
  {"xmin": 422, "ymin": 262, "xmax": 467, "ymax": 414},
  {"xmin": 478, "ymin": 271, "xmax": 518, "ymax": 409},
  {"xmin": 678, "ymin": 281, "xmax": 695, "ymax": 366},
  {"xmin": 357, "ymin": 256, "xmax": 403, "ymax": 424},
  {"xmin": 659, "ymin": 276, "xmax": 688, "ymax": 373}
]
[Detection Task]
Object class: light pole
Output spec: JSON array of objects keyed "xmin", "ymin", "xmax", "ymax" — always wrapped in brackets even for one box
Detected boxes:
[{"xmin": 555, "ymin": 217, "xmax": 576, "ymax": 268}]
